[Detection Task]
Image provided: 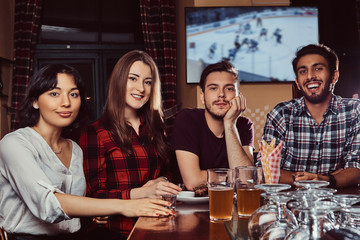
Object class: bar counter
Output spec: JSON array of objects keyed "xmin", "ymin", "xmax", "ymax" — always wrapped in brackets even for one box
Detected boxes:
[{"xmin": 127, "ymin": 186, "xmax": 360, "ymax": 240}]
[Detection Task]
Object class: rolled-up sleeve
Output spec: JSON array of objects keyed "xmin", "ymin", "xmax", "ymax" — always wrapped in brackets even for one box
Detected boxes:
[{"xmin": 0, "ymin": 134, "xmax": 69, "ymax": 223}]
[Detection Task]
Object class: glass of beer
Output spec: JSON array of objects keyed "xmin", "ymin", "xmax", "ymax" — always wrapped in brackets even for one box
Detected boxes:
[
  {"xmin": 236, "ymin": 166, "xmax": 263, "ymax": 218},
  {"xmin": 207, "ymin": 168, "xmax": 235, "ymax": 222}
]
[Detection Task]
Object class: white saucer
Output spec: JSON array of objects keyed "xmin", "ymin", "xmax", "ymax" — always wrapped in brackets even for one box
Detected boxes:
[{"xmin": 177, "ymin": 191, "xmax": 209, "ymax": 203}]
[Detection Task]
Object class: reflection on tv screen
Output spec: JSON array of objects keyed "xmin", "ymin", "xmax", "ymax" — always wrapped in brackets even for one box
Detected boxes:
[{"xmin": 185, "ymin": 7, "xmax": 318, "ymax": 83}]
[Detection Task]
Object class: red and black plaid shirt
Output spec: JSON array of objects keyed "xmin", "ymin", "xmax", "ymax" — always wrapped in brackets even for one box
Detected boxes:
[{"xmin": 79, "ymin": 117, "xmax": 165, "ymax": 237}]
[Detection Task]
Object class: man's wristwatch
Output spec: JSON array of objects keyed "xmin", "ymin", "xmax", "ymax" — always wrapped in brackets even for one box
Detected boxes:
[{"xmin": 323, "ymin": 173, "xmax": 336, "ymax": 188}]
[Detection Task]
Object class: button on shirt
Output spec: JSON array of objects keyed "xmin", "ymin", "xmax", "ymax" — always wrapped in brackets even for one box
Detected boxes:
[
  {"xmin": 258, "ymin": 95, "xmax": 360, "ymax": 174},
  {"xmin": 0, "ymin": 127, "xmax": 86, "ymax": 235}
]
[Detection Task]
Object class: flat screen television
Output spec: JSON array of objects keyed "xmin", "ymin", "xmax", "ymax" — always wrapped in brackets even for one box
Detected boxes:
[{"xmin": 185, "ymin": 6, "xmax": 319, "ymax": 83}]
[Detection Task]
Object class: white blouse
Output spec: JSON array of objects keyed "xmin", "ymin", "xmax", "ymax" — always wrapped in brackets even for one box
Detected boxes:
[{"xmin": 0, "ymin": 127, "xmax": 86, "ymax": 235}]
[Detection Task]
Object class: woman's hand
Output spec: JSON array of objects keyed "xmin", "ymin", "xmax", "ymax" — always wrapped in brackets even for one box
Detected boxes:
[
  {"xmin": 142, "ymin": 179, "xmax": 182, "ymax": 199},
  {"xmin": 119, "ymin": 198, "xmax": 174, "ymax": 217},
  {"xmin": 130, "ymin": 177, "xmax": 182, "ymax": 199}
]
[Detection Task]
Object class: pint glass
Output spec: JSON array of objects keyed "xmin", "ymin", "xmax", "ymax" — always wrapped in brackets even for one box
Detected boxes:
[
  {"xmin": 207, "ymin": 168, "xmax": 235, "ymax": 221},
  {"xmin": 236, "ymin": 166, "xmax": 263, "ymax": 217}
]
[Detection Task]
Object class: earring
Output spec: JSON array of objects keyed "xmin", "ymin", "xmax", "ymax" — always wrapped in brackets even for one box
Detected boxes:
[{"xmin": 34, "ymin": 105, "xmax": 39, "ymax": 109}]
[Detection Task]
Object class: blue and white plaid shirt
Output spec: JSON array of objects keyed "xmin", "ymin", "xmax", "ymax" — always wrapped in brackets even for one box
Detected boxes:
[{"xmin": 257, "ymin": 95, "xmax": 360, "ymax": 174}]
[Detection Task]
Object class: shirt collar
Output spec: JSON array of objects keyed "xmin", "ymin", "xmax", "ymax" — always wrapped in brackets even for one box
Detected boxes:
[
  {"xmin": 138, "ymin": 113, "xmax": 147, "ymax": 134},
  {"xmin": 328, "ymin": 94, "xmax": 340, "ymax": 115}
]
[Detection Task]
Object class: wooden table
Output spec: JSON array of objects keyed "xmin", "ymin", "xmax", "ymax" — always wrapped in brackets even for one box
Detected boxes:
[
  {"xmin": 127, "ymin": 185, "xmax": 360, "ymax": 240},
  {"xmin": 127, "ymin": 199, "xmax": 235, "ymax": 240}
]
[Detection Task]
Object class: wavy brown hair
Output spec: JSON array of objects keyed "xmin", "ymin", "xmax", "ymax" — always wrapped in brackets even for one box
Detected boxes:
[{"xmin": 102, "ymin": 50, "xmax": 168, "ymax": 159}]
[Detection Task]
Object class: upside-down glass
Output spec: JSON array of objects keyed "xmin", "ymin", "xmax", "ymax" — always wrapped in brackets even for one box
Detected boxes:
[
  {"xmin": 293, "ymin": 180, "xmax": 329, "ymax": 190},
  {"xmin": 332, "ymin": 194, "xmax": 360, "ymax": 228},
  {"xmin": 349, "ymin": 206, "xmax": 360, "ymax": 229},
  {"xmin": 207, "ymin": 168, "xmax": 235, "ymax": 221},
  {"xmin": 260, "ymin": 191, "xmax": 298, "ymax": 240},
  {"xmin": 285, "ymin": 186, "xmax": 338, "ymax": 240},
  {"xmin": 247, "ymin": 184, "xmax": 296, "ymax": 240},
  {"xmin": 286, "ymin": 200, "xmax": 339, "ymax": 240}
]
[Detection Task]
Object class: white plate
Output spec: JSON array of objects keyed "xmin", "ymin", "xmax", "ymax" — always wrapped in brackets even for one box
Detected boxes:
[{"xmin": 177, "ymin": 191, "xmax": 209, "ymax": 203}]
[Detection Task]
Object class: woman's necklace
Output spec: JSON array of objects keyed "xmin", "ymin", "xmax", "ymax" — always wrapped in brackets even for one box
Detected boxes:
[
  {"xmin": 52, "ymin": 146, "xmax": 62, "ymax": 154},
  {"xmin": 32, "ymin": 126, "xmax": 63, "ymax": 154}
]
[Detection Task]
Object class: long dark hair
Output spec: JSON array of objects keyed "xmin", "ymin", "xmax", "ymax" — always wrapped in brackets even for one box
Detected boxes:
[
  {"xmin": 18, "ymin": 64, "xmax": 87, "ymax": 129},
  {"xmin": 102, "ymin": 50, "xmax": 168, "ymax": 159}
]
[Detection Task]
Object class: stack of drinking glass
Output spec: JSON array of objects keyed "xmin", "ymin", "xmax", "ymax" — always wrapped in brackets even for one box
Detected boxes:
[{"xmin": 247, "ymin": 180, "xmax": 360, "ymax": 240}]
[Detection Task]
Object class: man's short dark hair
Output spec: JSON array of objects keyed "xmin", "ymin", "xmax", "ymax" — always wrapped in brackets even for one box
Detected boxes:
[
  {"xmin": 292, "ymin": 44, "xmax": 339, "ymax": 79},
  {"xmin": 199, "ymin": 60, "xmax": 239, "ymax": 92}
]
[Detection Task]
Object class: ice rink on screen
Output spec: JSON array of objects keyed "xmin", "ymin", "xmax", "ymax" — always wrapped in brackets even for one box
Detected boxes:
[{"xmin": 186, "ymin": 8, "xmax": 318, "ymax": 83}]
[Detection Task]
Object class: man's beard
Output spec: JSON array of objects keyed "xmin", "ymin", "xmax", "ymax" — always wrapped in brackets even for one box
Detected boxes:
[
  {"xmin": 204, "ymin": 100, "xmax": 229, "ymax": 120},
  {"xmin": 301, "ymin": 79, "xmax": 332, "ymax": 104}
]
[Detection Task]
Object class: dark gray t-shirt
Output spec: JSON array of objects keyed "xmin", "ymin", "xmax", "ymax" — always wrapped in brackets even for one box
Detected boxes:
[{"xmin": 171, "ymin": 108, "xmax": 254, "ymax": 170}]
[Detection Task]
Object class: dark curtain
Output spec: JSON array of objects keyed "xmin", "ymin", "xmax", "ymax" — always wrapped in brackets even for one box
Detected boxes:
[
  {"xmin": 139, "ymin": 0, "xmax": 178, "ymax": 134},
  {"xmin": 11, "ymin": 0, "xmax": 43, "ymax": 130}
]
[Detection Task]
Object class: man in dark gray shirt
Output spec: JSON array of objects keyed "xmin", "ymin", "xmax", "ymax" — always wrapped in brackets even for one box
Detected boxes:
[{"xmin": 171, "ymin": 61, "xmax": 254, "ymax": 190}]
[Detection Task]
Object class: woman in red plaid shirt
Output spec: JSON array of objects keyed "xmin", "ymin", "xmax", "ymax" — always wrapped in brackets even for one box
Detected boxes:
[{"xmin": 80, "ymin": 50, "xmax": 181, "ymax": 240}]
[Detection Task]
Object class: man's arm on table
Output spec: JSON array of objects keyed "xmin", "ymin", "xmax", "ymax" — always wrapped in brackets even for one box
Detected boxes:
[
  {"xmin": 330, "ymin": 168, "xmax": 360, "ymax": 188},
  {"xmin": 175, "ymin": 150, "xmax": 207, "ymax": 191},
  {"xmin": 279, "ymin": 169, "xmax": 296, "ymax": 185},
  {"xmin": 280, "ymin": 168, "xmax": 360, "ymax": 188},
  {"xmin": 293, "ymin": 168, "xmax": 360, "ymax": 188}
]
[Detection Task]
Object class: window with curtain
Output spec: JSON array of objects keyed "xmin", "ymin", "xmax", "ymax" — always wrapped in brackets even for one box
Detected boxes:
[
  {"xmin": 32, "ymin": 0, "xmax": 145, "ymax": 141},
  {"xmin": 35, "ymin": 0, "xmax": 145, "ymax": 124},
  {"xmin": 39, "ymin": 0, "xmax": 143, "ymax": 44}
]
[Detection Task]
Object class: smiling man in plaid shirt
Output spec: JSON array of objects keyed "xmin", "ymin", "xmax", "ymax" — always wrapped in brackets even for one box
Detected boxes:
[{"xmin": 258, "ymin": 44, "xmax": 360, "ymax": 188}]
